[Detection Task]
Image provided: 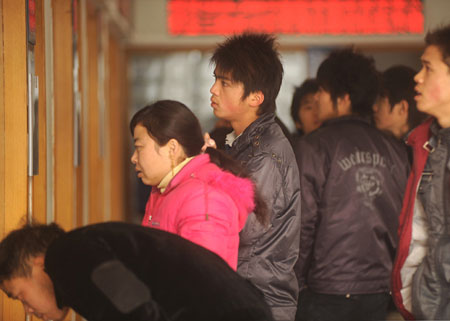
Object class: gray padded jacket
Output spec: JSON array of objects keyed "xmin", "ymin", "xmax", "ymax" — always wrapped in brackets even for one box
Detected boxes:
[
  {"xmin": 226, "ymin": 113, "xmax": 301, "ymax": 321},
  {"xmin": 392, "ymin": 119, "xmax": 450, "ymax": 320}
]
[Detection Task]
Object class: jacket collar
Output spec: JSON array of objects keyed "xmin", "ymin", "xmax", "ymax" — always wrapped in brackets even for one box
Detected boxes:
[
  {"xmin": 321, "ymin": 115, "xmax": 370, "ymax": 127},
  {"xmin": 406, "ymin": 117, "xmax": 434, "ymax": 149},
  {"xmin": 415, "ymin": 118, "xmax": 450, "ymax": 153},
  {"xmin": 159, "ymin": 154, "xmax": 210, "ymax": 194},
  {"xmin": 230, "ymin": 113, "xmax": 275, "ymax": 151},
  {"xmin": 429, "ymin": 118, "xmax": 450, "ymax": 140},
  {"xmin": 157, "ymin": 156, "xmax": 195, "ymax": 193}
]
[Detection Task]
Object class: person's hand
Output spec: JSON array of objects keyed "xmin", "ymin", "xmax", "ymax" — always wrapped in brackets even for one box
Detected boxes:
[{"xmin": 202, "ymin": 132, "xmax": 217, "ymax": 152}]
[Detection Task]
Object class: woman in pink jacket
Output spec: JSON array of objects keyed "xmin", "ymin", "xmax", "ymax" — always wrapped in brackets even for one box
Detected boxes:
[{"xmin": 130, "ymin": 100, "xmax": 267, "ymax": 270}]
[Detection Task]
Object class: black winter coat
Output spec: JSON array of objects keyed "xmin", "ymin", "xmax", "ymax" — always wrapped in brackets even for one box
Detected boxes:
[
  {"xmin": 294, "ymin": 116, "xmax": 409, "ymax": 295},
  {"xmin": 226, "ymin": 113, "xmax": 301, "ymax": 321},
  {"xmin": 45, "ymin": 222, "xmax": 275, "ymax": 321}
]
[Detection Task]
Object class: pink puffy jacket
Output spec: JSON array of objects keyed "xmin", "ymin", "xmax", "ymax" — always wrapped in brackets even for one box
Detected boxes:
[{"xmin": 142, "ymin": 153, "xmax": 255, "ymax": 270}]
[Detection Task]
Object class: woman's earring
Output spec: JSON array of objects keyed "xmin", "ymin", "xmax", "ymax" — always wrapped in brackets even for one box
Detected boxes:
[{"xmin": 171, "ymin": 156, "xmax": 175, "ymax": 177}]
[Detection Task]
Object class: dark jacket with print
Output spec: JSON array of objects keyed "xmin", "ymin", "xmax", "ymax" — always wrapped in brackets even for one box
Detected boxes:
[
  {"xmin": 295, "ymin": 116, "xmax": 409, "ymax": 295},
  {"xmin": 226, "ymin": 113, "xmax": 301, "ymax": 321}
]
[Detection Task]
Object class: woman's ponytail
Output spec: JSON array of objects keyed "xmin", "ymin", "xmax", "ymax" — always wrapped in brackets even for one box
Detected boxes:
[{"xmin": 205, "ymin": 147, "xmax": 268, "ymax": 226}]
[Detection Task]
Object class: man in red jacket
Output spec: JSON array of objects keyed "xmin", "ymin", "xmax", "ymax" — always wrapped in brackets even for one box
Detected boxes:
[{"xmin": 391, "ymin": 24, "xmax": 450, "ymax": 320}]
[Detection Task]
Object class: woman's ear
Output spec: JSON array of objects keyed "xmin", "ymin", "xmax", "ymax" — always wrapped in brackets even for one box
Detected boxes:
[
  {"xmin": 167, "ymin": 139, "xmax": 178, "ymax": 157},
  {"xmin": 167, "ymin": 138, "xmax": 186, "ymax": 161}
]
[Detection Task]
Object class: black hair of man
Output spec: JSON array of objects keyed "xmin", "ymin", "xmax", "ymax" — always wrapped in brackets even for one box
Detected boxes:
[
  {"xmin": 290, "ymin": 78, "xmax": 320, "ymax": 125},
  {"xmin": 0, "ymin": 223, "xmax": 64, "ymax": 282},
  {"xmin": 211, "ymin": 32, "xmax": 283, "ymax": 115},
  {"xmin": 425, "ymin": 24, "xmax": 450, "ymax": 68},
  {"xmin": 380, "ymin": 65, "xmax": 428, "ymax": 130},
  {"xmin": 317, "ymin": 48, "xmax": 379, "ymax": 119}
]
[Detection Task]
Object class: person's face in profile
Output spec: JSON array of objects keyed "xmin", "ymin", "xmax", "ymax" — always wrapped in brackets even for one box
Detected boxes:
[
  {"xmin": 372, "ymin": 96, "xmax": 404, "ymax": 135},
  {"xmin": 414, "ymin": 45, "xmax": 450, "ymax": 119},
  {"xmin": 316, "ymin": 87, "xmax": 339, "ymax": 123},
  {"xmin": 131, "ymin": 124, "xmax": 172, "ymax": 186},
  {"xmin": 296, "ymin": 93, "xmax": 321, "ymax": 134},
  {"xmin": 210, "ymin": 69, "xmax": 251, "ymax": 122},
  {"xmin": 1, "ymin": 256, "xmax": 69, "ymax": 321}
]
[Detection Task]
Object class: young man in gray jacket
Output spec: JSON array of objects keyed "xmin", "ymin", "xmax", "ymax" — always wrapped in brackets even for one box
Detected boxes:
[{"xmin": 208, "ymin": 33, "xmax": 301, "ymax": 321}]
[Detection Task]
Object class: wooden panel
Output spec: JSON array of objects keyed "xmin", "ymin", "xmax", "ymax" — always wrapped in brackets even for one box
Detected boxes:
[
  {"xmin": 0, "ymin": 0, "xmax": 5, "ymax": 316},
  {"xmin": 32, "ymin": 0, "xmax": 47, "ymax": 224},
  {"xmin": 28, "ymin": 1, "xmax": 47, "ymax": 313},
  {"xmin": 0, "ymin": 0, "xmax": 5, "ymax": 235},
  {"xmin": 52, "ymin": 0, "xmax": 74, "ymax": 231},
  {"xmin": 52, "ymin": 3, "xmax": 76, "ymax": 318},
  {"xmin": 108, "ymin": 34, "xmax": 128, "ymax": 222},
  {"xmin": 75, "ymin": 0, "xmax": 83, "ymax": 229},
  {"xmin": 87, "ymin": 3, "xmax": 104, "ymax": 224},
  {"xmin": 1, "ymin": 0, "xmax": 28, "ymax": 319},
  {"xmin": 2, "ymin": 0, "xmax": 28, "ymax": 232}
]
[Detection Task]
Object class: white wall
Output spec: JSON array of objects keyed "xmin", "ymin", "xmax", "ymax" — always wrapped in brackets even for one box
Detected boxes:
[{"xmin": 424, "ymin": 0, "xmax": 450, "ymax": 32}]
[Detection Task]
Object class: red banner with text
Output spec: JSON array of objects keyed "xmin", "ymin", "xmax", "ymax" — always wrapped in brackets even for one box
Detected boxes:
[{"xmin": 168, "ymin": 0, "xmax": 423, "ymax": 35}]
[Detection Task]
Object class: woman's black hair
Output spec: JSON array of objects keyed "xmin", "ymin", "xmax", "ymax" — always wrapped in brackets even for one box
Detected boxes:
[{"xmin": 130, "ymin": 100, "xmax": 268, "ymax": 225}]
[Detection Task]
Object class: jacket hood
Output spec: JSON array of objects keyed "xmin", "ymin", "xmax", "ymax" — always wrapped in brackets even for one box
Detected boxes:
[
  {"xmin": 168, "ymin": 154, "xmax": 255, "ymax": 230},
  {"xmin": 203, "ymin": 165, "xmax": 255, "ymax": 230}
]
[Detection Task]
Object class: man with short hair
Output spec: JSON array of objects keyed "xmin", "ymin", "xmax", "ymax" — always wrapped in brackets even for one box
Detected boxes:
[
  {"xmin": 0, "ymin": 222, "xmax": 275, "ymax": 321},
  {"xmin": 290, "ymin": 78, "xmax": 321, "ymax": 139},
  {"xmin": 209, "ymin": 33, "xmax": 301, "ymax": 321},
  {"xmin": 294, "ymin": 48, "xmax": 409, "ymax": 321},
  {"xmin": 373, "ymin": 65, "xmax": 428, "ymax": 140},
  {"xmin": 391, "ymin": 24, "xmax": 450, "ymax": 320}
]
